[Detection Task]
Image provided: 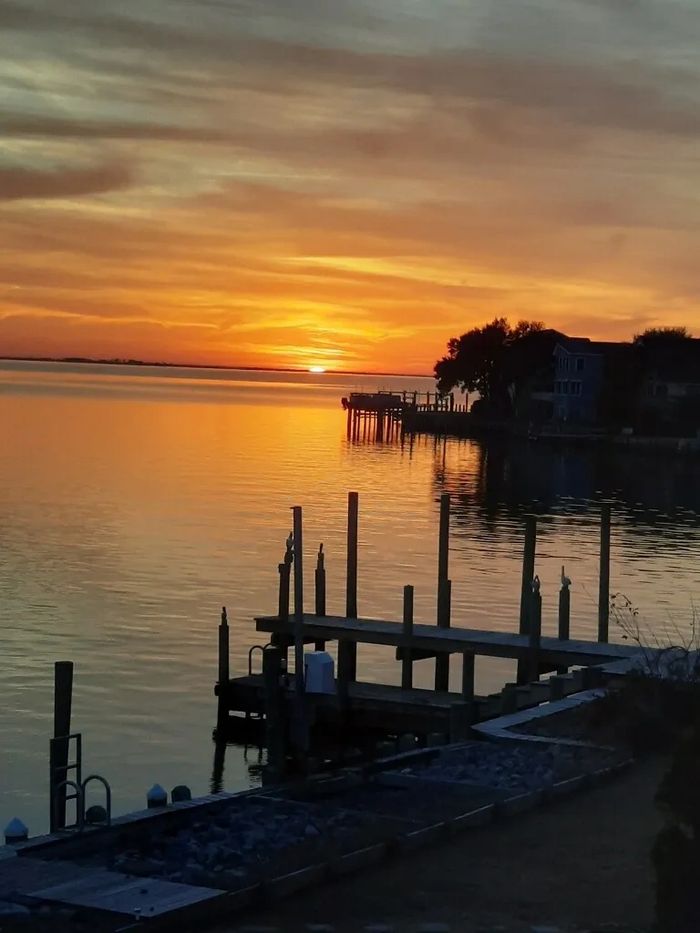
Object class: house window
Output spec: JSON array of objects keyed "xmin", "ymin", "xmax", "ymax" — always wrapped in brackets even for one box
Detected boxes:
[
  {"xmin": 571, "ymin": 381, "xmax": 582, "ymax": 396},
  {"xmin": 576, "ymin": 358, "xmax": 585, "ymax": 371}
]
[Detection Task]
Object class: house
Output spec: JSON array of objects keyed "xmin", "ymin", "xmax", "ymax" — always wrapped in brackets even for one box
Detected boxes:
[
  {"xmin": 640, "ymin": 338, "xmax": 700, "ymax": 432},
  {"xmin": 552, "ymin": 338, "xmax": 633, "ymax": 424}
]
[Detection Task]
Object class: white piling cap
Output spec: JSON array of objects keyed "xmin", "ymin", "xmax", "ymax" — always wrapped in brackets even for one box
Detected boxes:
[
  {"xmin": 146, "ymin": 784, "xmax": 167, "ymax": 805},
  {"xmin": 4, "ymin": 817, "xmax": 28, "ymax": 841}
]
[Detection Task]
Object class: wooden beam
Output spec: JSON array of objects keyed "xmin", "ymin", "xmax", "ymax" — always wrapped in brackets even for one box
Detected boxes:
[{"xmin": 255, "ymin": 613, "xmax": 635, "ymax": 665}]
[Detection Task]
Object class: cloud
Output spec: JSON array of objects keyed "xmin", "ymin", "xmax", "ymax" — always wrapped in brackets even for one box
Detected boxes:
[
  {"xmin": 0, "ymin": 161, "xmax": 134, "ymax": 201},
  {"xmin": 1, "ymin": 0, "xmax": 700, "ymax": 370}
]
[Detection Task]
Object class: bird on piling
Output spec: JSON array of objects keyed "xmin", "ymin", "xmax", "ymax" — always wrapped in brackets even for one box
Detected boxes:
[{"xmin": 561, "ymin": 565, "xmax": 572, "ymax": 590}]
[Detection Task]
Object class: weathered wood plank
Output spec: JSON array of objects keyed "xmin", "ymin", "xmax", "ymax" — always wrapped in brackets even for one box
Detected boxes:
[{"xmin": 255, "ymin": 614, "xmax": 635, "ymax": 665}]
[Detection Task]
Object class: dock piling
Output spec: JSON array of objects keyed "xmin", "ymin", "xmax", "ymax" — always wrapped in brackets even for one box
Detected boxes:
[
  {"xmin": 598, "ymin": 505, "xmax": 611, "ymax": 643},
  {"xmin": 461, "ymin": 652, "xmax": 475, "ymax": 701},
  {"xmin": 434, "ymin": 578, "xmax": 452, "ymax": 691},
  {"xmin": 291, "ymin": 506, "xmax": 305, "ymax": 698},
  {"xmin": 218, "ymin": 607, "xmax": 229, "ymax": 685},
  {"xmin": 401, "ymin": 585, "xmax": 414, "ymax": 690},
  {"xmin": 278, "ymin": 559, "xmax": 291, "ymax": 624},
  {"xmin": 338, "ymin": 491, "xmax": 359, "ymax": 686},
  {"xmin": 314, "ymin": 544, "xmax": 326, "ymax": 650},
  {"xmin": 51, "ymin": 660, "xmax": 74, "ymax": 832},
  {"xmin": 557, "ymin": 567, "xmax": 571, "ymax": 674},
  {"xmin": 216, "ymin": 607, "xmax": 230, "ymax": 731},
  {"xmin": 517, "ymin": 516, "xmax": 537, "ymax": 683},
  {"xmin": 438, "ymin": 493, "xmax": 450, "ymax": 585},
  {"xmin": 262, "ymin": 645, "xmax": 286, "ymax": 777},
  {"xmin": 434, "ymin": 494, "xmax": 451, "ymax": 691},
  {"xmin": 528, "ymin": 576, "xmax": 542, "ymax": 683}
]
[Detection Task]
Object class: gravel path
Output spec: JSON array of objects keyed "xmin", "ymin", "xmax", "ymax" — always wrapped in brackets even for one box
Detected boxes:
[{"xmin": 212, "ymin": 755, "xmax": 665, "ymax": 933}]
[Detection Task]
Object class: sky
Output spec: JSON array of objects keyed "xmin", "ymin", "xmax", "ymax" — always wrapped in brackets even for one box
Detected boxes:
[{"xmin": 1, "ymin": 0, "xmax": 699, "ymax": 374}]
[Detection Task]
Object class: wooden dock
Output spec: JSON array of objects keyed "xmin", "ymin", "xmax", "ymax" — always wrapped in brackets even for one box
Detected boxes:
[
  {"xmin": 215, "ymin": 493, "xmax": 629, "ymax": 766},
  {"xmin": 341, "ymin": 390, "xmax": 468, "ymax": 441}
]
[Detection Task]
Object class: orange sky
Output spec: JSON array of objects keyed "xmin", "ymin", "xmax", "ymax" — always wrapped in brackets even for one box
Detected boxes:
[{"xmin": 1, "ymin": 1, "xmax": 699, "ymax": 374}]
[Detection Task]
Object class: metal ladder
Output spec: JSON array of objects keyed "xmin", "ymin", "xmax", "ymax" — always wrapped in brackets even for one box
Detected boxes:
[{"xmin": 49, "ymin": 732, "xmax": 112, "ymax": 833}]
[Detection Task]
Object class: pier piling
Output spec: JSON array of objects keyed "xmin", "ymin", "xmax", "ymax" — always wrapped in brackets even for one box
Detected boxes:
[
  {"xmin": 517, "ymin": 516, "xmax": 538, "ymax": 683},
  {"xmin": 434, "ymin": 494, "xmax": 451, "ymax": 691},
  {"xmin": 338, "ymin": 492, "xmax": 359, "ymax": 687},
  {"xmin": 314, "ymin": 544, "xmax": 326, "ymax": 650},
  {"xmin": 262, "ymin": 645, "xmax": 286, "ymax": 777},
  {"xmin": 598, "ymin": 505, "xmax": 611, "ymax": 643},
  {"xmin": 216, "ymin": 607, "xmax": 230, "ymax": 731},
  {"xmin": 528, "ymin": 577, "xmax": 542, "ymax": 683},
  {"xmin": 51, "ymin": 660, "xmax": 74, "ymax": 832},
  {"xmin": 461, "ymin": 652, "xmax": 475, "ymax": 701},
  {"xmin": 558, "ymin": 569, "xmax": 571, "ymax": 674},
  {"xmin": 434, "ymin": 578, "xmax": 452, "ymax": 691},
  {"xmin": 401, "ymin": 585, "xmax": 414, "ymax": 690}
]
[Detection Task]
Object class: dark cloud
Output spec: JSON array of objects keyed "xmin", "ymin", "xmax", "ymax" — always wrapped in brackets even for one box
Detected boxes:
[{"xmin": 0, "ymin": 161, "xmax": 133, "ymax": 201}]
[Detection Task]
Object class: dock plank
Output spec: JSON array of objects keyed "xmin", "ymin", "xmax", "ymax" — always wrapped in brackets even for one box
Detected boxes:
[{"xmin": 255, "ymin": 614, "xmax": 635, "ymax": 665}]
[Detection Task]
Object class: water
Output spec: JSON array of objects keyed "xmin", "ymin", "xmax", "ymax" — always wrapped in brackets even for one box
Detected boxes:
[{"xmin": 1, "ymin": 361, "xmax": 698, "ymax": 833}]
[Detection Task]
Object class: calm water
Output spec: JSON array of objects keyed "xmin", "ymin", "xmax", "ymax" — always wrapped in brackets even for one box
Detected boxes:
[{"xmin": 1, "ymin": 361, "xmax": 699, "ymax": 833}]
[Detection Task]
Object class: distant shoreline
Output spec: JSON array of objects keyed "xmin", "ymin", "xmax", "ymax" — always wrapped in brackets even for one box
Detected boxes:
[{"xmin": 0, "ymin": 356, "xmax": 431, "ymax": 380}]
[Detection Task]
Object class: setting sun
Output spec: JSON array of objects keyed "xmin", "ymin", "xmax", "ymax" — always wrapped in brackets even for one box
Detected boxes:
[{"xmin": 308, "ymin": 366, "xmax": 327, "ymax": 374}]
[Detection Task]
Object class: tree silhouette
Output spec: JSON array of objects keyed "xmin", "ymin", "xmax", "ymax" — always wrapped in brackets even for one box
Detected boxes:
[{"xmin": 434, "ymin": 317, "xmax": 548, "ymax": 416}]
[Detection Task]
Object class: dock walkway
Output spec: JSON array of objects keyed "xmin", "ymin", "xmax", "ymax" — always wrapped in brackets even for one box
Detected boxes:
[{"xmin": 255, "ymin": 614, "xmax": 635, "ymax": 666}]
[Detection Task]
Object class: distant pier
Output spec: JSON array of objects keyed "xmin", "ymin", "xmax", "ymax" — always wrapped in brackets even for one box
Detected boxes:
[{"xmin": 341, "ymin": 391, "xmax": 468, "ymax": 440}]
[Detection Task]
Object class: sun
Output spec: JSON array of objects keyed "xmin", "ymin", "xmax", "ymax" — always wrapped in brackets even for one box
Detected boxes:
[{"xmin": 308, "ymin": 365, "xmax": 326, "ymax": 374}]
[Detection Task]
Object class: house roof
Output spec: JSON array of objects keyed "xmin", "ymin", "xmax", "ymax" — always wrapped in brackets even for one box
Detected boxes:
[{"xmin": 555, "ymin": 337, "xmax": 629, "ymax": 356}]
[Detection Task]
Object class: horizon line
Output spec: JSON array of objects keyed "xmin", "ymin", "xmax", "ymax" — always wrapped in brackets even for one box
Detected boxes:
[{"xmin": 0, "ymin": 355, "xmax": 433, "ymax": 381}]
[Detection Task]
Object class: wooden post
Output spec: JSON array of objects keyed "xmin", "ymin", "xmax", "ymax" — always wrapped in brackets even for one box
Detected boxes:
[
  {"xmin": 216, "ymin": 607, "xmax": 230, "ymax": 732},
  {"xmin": 218, "ymin": 606, "xmax": 229, "ymax": 685},
  {"xmin": 278, "ymin": 561, "xmax": 291, "ymax": 623},
  {"xmin": 292, "ymin": 506, "xmax": 304, "ymax": 698},
  {"xmin": 346, "ymin": 491, "xmax": 359, "ymax": 618},
  {"xmin": 434, "ymin": 493, "xmax": 451, "ymax": 690},
  {"xmin": 528, "ymin": 577, "xmax": 542, "ymax": 683},
  {"xmin": 501, "ymin": 682, "xmax": 518, "ymax": 714},
  {"xmin": 262, "ymin": 646, "xmax": 286, "ymax": 777},
  {"xmin": 519, "ymin": 516, "xmax": 537, "ymax": 633},
  {"xmin": 517, "ymin": 516, "xmax": 537, "ymax": 684},
  {"xmin": 338, "ymin": 491, "xmax": 359, "ymax": 685},
  {"xmin": 51, "ymin": 660, "xmax": 73, "ymax": 832},
  {"xmin": 434, "ymin": 578, "xmax": 451, "ymax": 691},
  {"xmin": 598, "ymin": 505, "xmax": 611, "ymax": 643},
  {"xmin": 437, "ymin": 493, "xmax": 450, "ymax": 586},
  {"xmin": 314, "ymin": 544, "xmax": 326, "ymax": 650},
  {"xmin": 549, "ymin": 674, "xmax": 566, "ymax": 701},
  {"xmin": 401, "ymin": 585, "xmax": 414, "ymax": 690},
  {"xmin": 557, "ymin": 568, "xmax": 571, "ymax": 674},
  {"xmin": 461, "ymin": 652, "xmax": 475, "ymax": 701}
]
